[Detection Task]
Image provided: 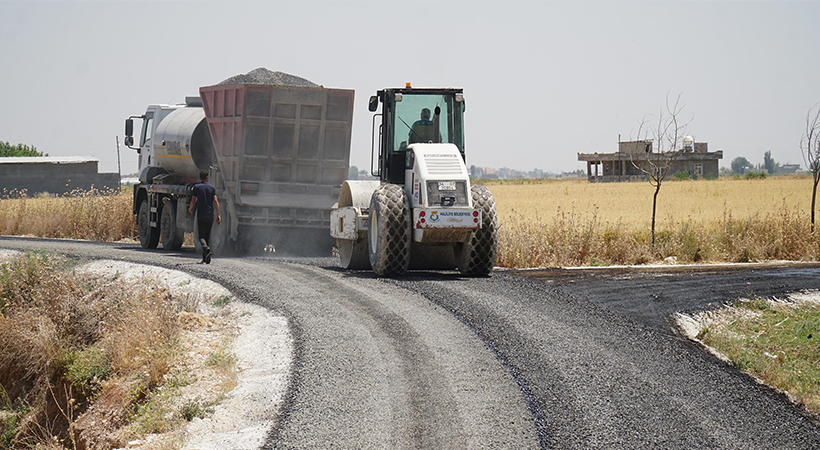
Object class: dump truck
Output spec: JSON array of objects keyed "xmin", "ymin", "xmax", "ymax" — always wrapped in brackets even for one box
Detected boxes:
[
  {"xmin": 125, "ymin": 69, "xmax": 354, "ymax": 255},
  {"xmin": 330, "ymin": 85, "xmax": 498, "ymax": 276}
]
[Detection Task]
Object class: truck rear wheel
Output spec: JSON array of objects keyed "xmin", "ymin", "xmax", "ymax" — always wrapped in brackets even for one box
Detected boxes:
[
  {"xmin": 456, "ymin": 184, "xmax": 497, "ymax": 277},
  {"xmin": 160, "ymin": 201, "xmax": 184, "ymax": 251},
  {"xmin": 138, "ymin": 200, "xmax": 160, "ymax": 249},
  {"xmin": 368, "ymin": 184, "xmax": 411, "ymax": 277}
]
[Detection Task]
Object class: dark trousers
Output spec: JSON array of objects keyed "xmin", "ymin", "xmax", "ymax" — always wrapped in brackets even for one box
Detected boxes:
[{"xmin": 197, "ymin": 215, "xmax": 214, "ymax": 252}]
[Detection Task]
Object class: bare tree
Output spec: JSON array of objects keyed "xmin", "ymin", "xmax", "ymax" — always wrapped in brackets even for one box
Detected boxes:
[
  {"xmin": 630, "ymin": 93, "xmax": 689, "ymax": 248},
  {"xmin": 801, "ymin": 103, "xmax": 820, "ymax": 233}
]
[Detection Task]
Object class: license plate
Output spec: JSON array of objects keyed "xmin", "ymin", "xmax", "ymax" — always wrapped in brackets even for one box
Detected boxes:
[{"xmin": 438, "ymin": 181, "xmax": 456, "ymax": 191}]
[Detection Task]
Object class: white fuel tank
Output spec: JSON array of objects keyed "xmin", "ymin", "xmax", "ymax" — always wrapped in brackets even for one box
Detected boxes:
[{"xmin": 153, "ymin": 107, "xmax": 214, "ymax": 180}]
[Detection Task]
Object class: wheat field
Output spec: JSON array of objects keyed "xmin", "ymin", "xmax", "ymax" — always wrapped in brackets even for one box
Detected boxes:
[
  {"xmin": 0, "ymin": 188, "xmax": 136, "ymax": 242},
  {"xmin": 485, "ymin": 175, "xmax": 820, "ymax": 267},
  {"xmin": 489, "ymin": 176, "xmax": 813, "ymax": 226},
  {"xmin": 0, "ymin": 178, "xmax": 818, "ymax": 268}
]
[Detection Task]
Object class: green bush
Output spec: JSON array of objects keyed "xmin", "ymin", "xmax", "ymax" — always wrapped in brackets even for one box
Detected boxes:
[
  {"xmin": 179, "ymin": 397, "xmax": 214, "ymax": 421},
  {"xmin": 0, "ymin": 405, "xmax": 30, "ymax": 448},
  {"xmin": 66, "ymin": 347, "xmax": 111, "ymax": 392},
  {"xmin": 0, "ymin": 142, "xmax": 46, "ymax": 157}
]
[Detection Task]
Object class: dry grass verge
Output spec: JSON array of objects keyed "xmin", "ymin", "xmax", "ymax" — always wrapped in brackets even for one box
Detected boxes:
[
  {"xmin": 484, "ymin": 176, "xmax": 820, "ymax": 267},
  {"xmin": 0, "ymin": 253, "xmax": 238, "ymax": 449},
  {"xmin": 497, "ymin": 202, "xmax": 820, "ymax": 267}
]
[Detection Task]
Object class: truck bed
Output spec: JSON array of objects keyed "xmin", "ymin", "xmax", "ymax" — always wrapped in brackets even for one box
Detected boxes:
[{"xmin": 199, "ymin": 83, "xmax": 355, "ymax": 227}]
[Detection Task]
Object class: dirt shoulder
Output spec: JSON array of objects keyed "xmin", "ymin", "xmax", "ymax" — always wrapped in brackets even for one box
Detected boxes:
[{"xmin": 80, "ymin": 260, "xmax": 292, "ymax": 450}]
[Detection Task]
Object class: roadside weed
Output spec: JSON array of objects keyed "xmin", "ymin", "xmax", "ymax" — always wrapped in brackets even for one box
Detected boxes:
[
  {"xmin": 179, "ymin": 397, "xmax": 215, "ymax": 422},
  {"xmin": 697, "ymin": 297, "xmax": 820, "ymax": 413},
  {"xmin": 212, "ymin": 295, "xmax": 231, "ymax": 307},
  {"xmin": 205, "ymin": 351, "xmax": 237, "ymax": 369}
]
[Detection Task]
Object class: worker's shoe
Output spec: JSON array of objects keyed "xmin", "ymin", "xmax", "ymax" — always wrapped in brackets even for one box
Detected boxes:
[{"xmin": 201, "ymin": 241, "xmax": 211, "ymax": 264}]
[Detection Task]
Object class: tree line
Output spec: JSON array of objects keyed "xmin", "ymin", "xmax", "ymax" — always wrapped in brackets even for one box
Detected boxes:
[
  {"xmin": 730, "ymin": 151, "xmax": 788, "ymax": 175},
  {"xmin": 0, "ymin": 142, "xmax": 46, "ymax": 157}
]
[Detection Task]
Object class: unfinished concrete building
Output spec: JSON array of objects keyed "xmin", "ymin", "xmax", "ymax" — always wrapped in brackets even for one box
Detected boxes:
[{"xmin": 577, "ymin": 140, "xmax": 723, "ymax": 182}]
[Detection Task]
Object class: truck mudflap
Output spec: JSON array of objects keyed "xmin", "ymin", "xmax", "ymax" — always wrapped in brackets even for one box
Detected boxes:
[
  {"xmin": 330, "ymin": 206, "xmax": 370, "ymax": 240},
  {"xmin": 413, "ymin": 208, "xmax": 481, "ymax": 229}
]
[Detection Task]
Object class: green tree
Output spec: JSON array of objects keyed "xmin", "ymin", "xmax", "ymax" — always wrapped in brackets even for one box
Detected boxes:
[
  {"xmin": 348, "ymin": 165, "xmax": 359, "ymax": 180},
  {"xmin": 731, "ymin": 156, "xmax": 753, "ymax": 174},
  {"xmin": 0, "ymin": 142, "xmax": 46, "ymax": 157},
  {"xmin": 763, "ymin": 151, "xmax": 779, "ymax": 174}
]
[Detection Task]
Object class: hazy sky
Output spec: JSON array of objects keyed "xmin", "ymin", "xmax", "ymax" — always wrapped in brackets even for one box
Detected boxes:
[{"xmin": 2, "ymin": 1, "xmax": 819, "ymax": 175}]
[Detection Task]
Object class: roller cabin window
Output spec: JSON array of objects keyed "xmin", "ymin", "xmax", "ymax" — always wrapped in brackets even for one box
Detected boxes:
[{"xmin": 393, "ymin": 94, "xmax": 464, "ymax": 153}]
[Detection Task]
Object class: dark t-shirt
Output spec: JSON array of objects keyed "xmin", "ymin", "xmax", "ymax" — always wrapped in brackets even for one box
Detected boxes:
[
  {"xmin": 409, "ymin": 119, "xmax": 437, "ymax": 144},
  {"xmin": 191, "ymin": 182, "xmax": 217, "ymax": 218}
]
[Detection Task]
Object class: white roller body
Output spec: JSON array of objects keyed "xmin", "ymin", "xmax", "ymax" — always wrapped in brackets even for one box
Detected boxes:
[{"xmin": 330, "ymin": 180, "xmax": 380, "ymax": 240}]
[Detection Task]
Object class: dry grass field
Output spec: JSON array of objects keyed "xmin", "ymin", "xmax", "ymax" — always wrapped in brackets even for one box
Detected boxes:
[
  {"xmin": 0, "ymin": 178, "xmax": 818, "ymax": 268},
  {"xmin": 484, "ymin": 175, "xmax": 820, "ymax": 267},
  {"xmin": 0, "ymin": 188, "xmax": 135, "ymax": 242}
]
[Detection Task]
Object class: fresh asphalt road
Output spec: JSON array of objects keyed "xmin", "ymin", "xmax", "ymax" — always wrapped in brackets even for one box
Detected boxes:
[{"xmin": 2, "ymin": 237, "xmax": 820, "ymax": 449}]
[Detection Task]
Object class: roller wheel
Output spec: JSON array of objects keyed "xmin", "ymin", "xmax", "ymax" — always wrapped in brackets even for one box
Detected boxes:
[
  {"xmin": 160, "ymin": 200, "xmax": 184, "ymax": 251},
  {"xmin": 456, "ymin": 184, "xmax": 497, "ymax": 277},
  {"xmin": 138, "ymin": 200, "xmax": 159, "ymax": 249},
  {"xmin": 368, "ymin": 184, "xmax": 411, "ymax": 277},
  {"xmin": 338, "ymin": 237, "xmax": 370, "ymax": 270}
]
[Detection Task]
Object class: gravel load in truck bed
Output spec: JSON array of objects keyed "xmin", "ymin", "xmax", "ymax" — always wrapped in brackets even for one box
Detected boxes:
[{"xmin": 216, "ymin": 67, "xmax": 321, "ymax": 87}]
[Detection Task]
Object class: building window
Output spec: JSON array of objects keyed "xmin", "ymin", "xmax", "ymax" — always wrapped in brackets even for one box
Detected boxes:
[{"xmin": 694, "ymin": 163, "xmax": 704, "ymax": 176}]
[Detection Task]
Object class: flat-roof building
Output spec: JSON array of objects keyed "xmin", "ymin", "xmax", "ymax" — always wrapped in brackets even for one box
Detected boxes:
[
  {"xmin": 577, "ymin": 140, "xmax": 723, "ymax": 182},
  {"xmin": 0, "ymin": 157, "xmax": 119, "ymax": 196}
]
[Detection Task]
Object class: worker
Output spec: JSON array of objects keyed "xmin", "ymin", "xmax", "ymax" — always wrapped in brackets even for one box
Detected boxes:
[
  {"xmin": 409, "ymin": 108, "xmax": 437, "ymax": 144},
  {"xmin": 188, "ymin": 170, "xmax": 221, "ymax": 264}
]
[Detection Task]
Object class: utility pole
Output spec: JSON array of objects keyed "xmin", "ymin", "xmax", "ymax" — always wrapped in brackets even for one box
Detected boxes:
[{"xmin": 116, "ymin": 136, "xmax": 122, "ymax": 190}]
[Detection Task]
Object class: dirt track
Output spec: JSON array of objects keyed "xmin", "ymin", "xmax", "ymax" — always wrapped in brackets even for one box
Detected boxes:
[{"xmin": 1, "ymin": 237, "xmax": 819, "ymax": 449}]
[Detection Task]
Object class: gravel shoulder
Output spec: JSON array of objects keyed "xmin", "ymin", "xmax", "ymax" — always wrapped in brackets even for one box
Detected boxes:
[{"xmin": 78, "ymin": 260, "xmax": 293, "ymax": 450}]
